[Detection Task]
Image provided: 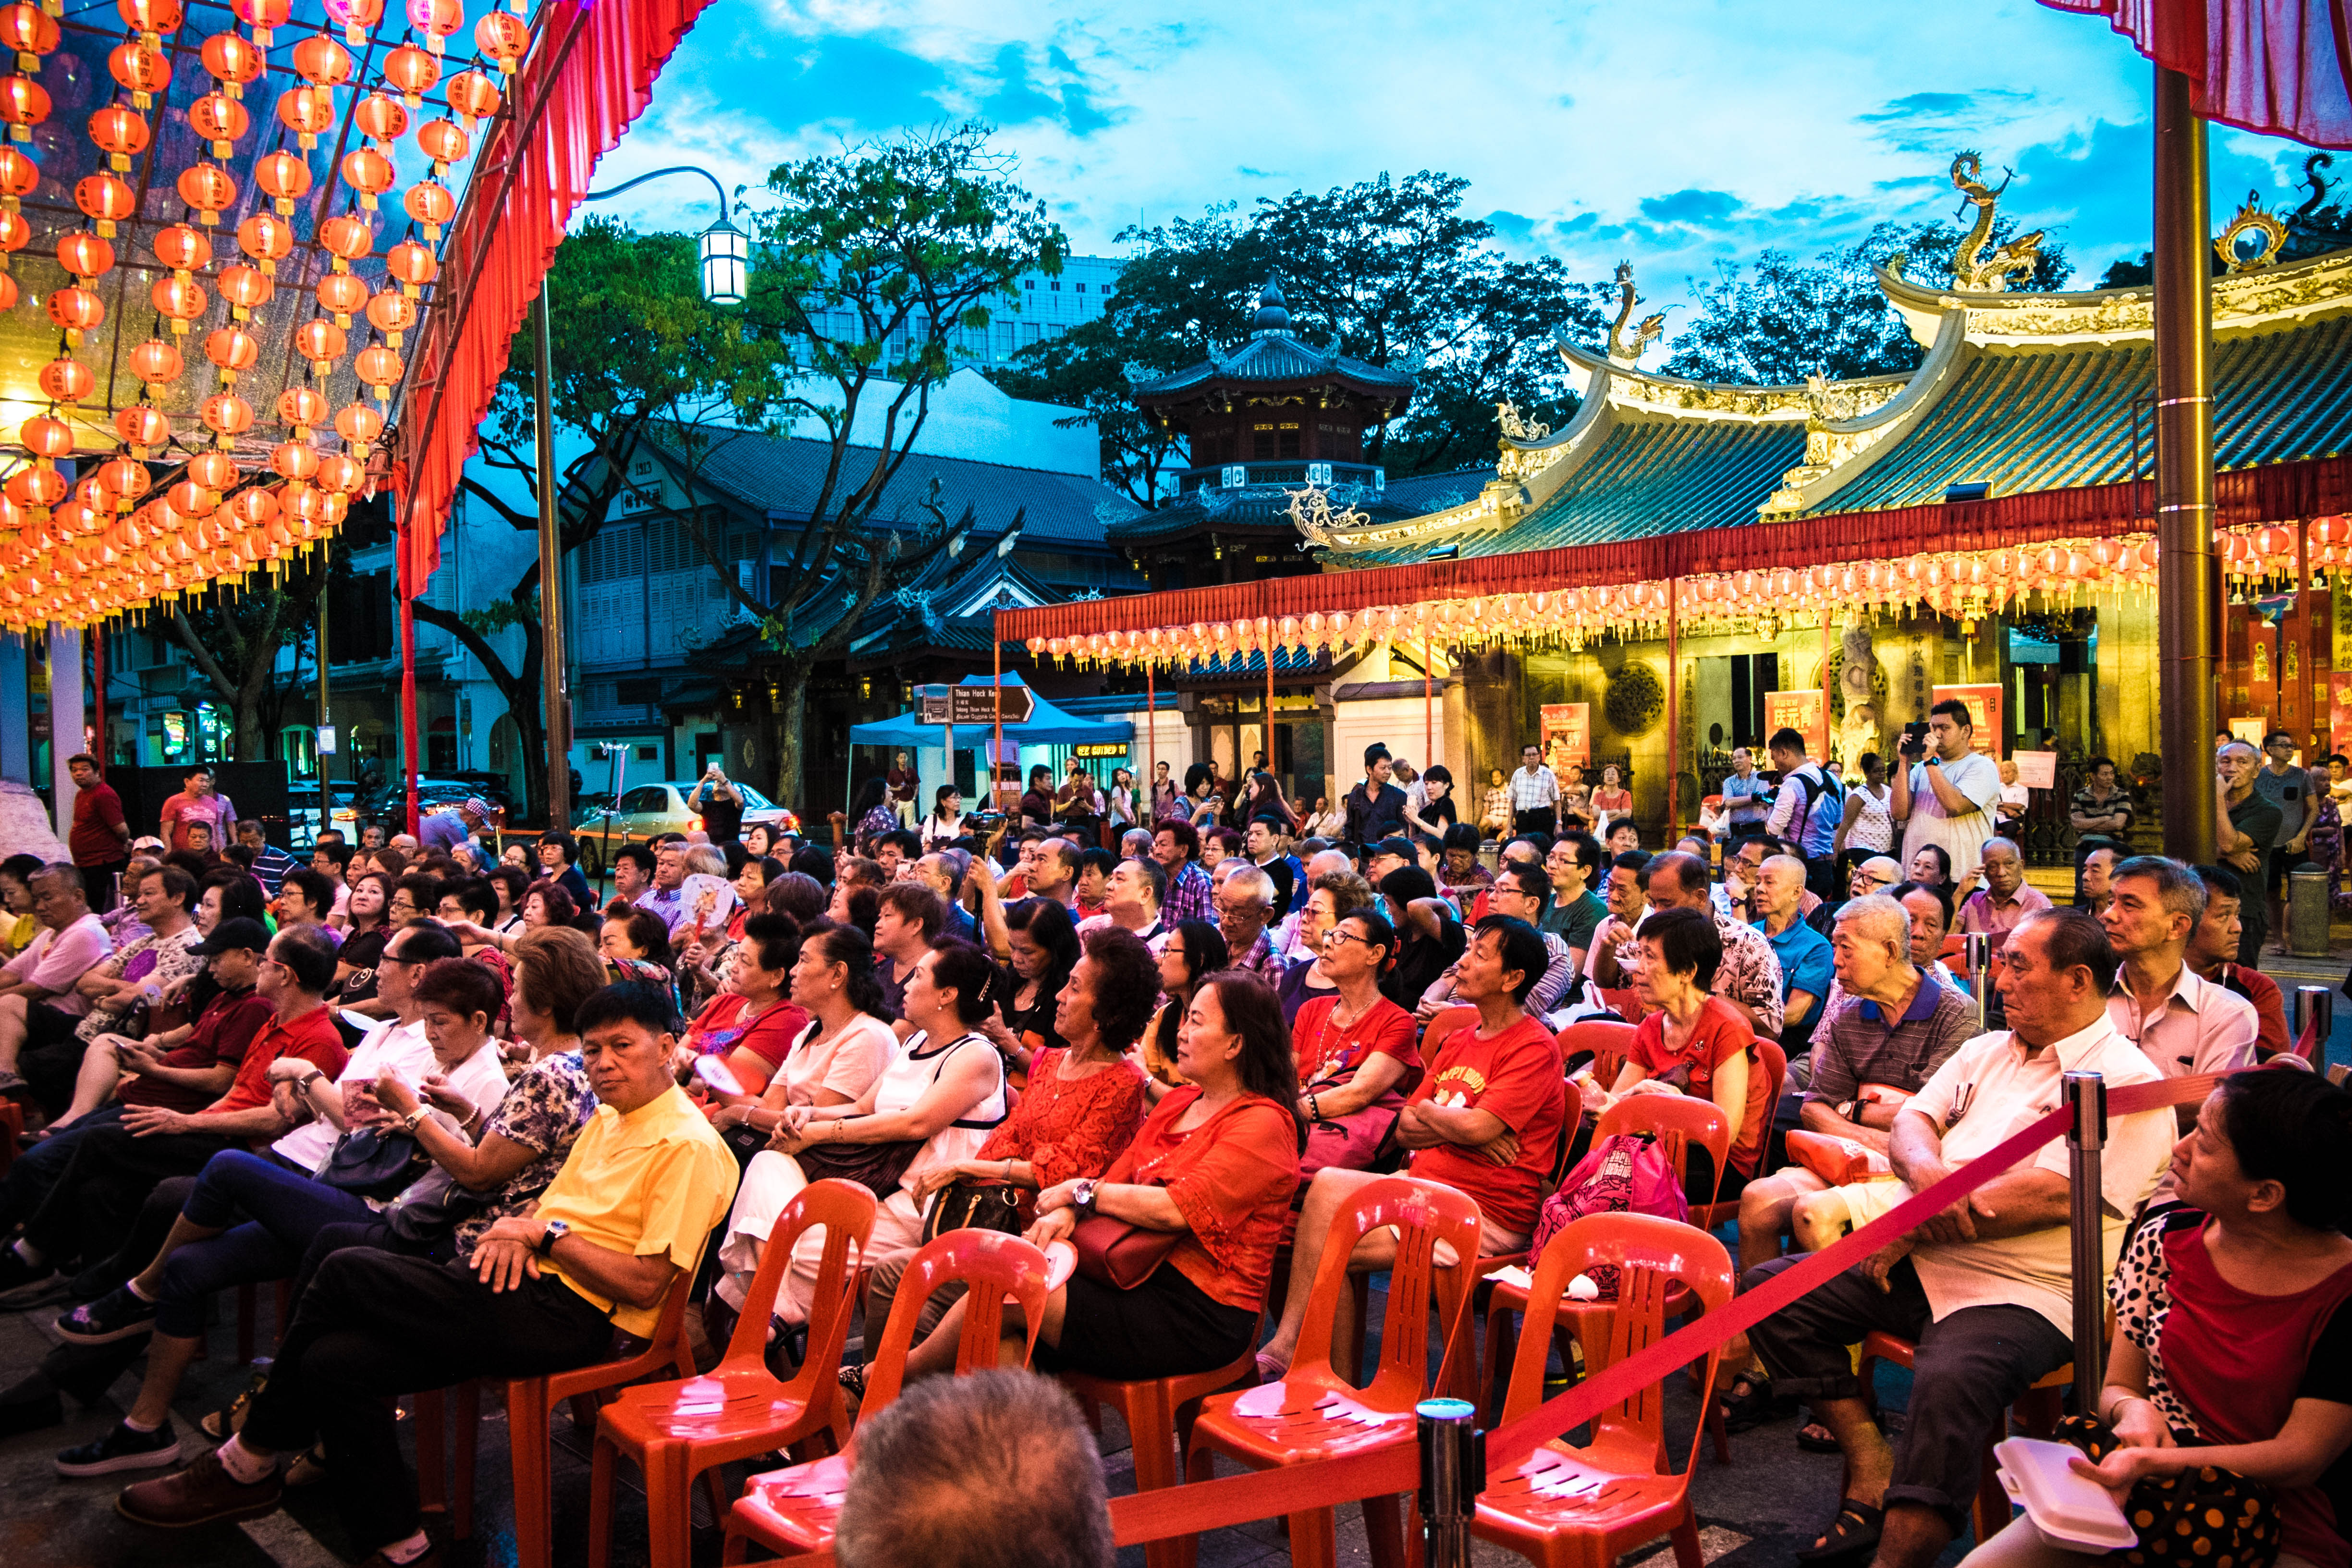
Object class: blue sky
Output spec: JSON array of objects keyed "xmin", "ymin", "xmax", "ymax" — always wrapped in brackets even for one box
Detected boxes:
[{"xmin": 587, "ymin": 0, "xmax": 2330, "ymax": 353}]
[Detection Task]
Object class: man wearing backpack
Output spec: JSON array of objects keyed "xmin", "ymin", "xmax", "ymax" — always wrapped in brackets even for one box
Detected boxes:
[{"xmin": 1764, "ymin": 728, "xmax": 1842, "ymax": 902}]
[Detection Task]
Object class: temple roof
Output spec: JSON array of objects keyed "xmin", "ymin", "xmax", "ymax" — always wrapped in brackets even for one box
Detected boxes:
[
  {"xmin": 1127, "ymin": 280, "xmax": 1417, "ymax": 405},
  {"xmin": 1314, "ymin": 245, "xmax": 2352, "ymax": 564}
]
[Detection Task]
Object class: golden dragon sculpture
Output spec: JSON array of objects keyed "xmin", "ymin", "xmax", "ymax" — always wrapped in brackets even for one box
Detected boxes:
[
  {"xmin": 1606, "ymin": 259, "xmax": 1667, "ymax": 363},
  {"xmin": 1949, "ymin": 150, "xmax": 2044, "ymax": 292}
]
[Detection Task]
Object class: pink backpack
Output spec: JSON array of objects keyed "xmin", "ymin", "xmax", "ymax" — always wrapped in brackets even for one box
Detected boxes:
[{"xmin": 1528, "ymin": 1133, "xmax": 1690, "ymax": 1298}]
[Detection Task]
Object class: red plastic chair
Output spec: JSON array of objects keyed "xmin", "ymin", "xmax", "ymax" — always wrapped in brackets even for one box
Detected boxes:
[
  {"xmin": 720, "ymin": 1228, "xmax": 1052, "ymax": 1564},
  {"xmin": 1855, "ymin": 1332, "xmax": 2070, "ymax": 1544},
  {"xmin": 1478, "ymin": 1096, "xmax": 1730, "ymax": 1435},
  {"xmin": 1692, "ymin": 1037, "xmax": 1783, "ymax": 1230},
  {"xmin": 1187, "ymin": 1176, "xmax": 1484, "ymax": 1568},
  {"xmin": 1062, "ymin": 1338, "xmax": 1261, "ymax": 1568},
  {"xmin": 585, "ymin": 1180, "xmax": 878, "ymax": 1568},
  {"xmin": 1592, "ymin": 986, "xmax": 1646, "ymax": 1024},
  {"xmin": 1554, "ymin": 1019, "xmax": 1635, "ymax": 1088},
  {"xmin": 1458, "ymin": 1213, "xmax": 1735, "ymax": 1568}
]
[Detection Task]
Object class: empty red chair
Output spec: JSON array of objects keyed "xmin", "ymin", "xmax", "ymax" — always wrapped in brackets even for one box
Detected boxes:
[
  {"xmin": 586, "ymin": 1179, "xmax": 877, "ymax": 1568},
  {"xmin": 1187, "ymin": 1176, "xmax": 1483, "ymax": 1568},
  {"xmin": 1555, "ymin": 1018, "xmax": 1636, "ymax": 1088},
  {"xmin": 1463, "ymin": 1213, "xmax": 1734, "ymax": 1568},
  {"xmin": 721, "ymin": 1227, "xmax": 1052, "ymax": 1564}
]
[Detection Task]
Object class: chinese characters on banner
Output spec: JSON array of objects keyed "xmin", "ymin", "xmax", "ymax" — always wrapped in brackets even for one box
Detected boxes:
[
  {"xmin": 1541, "ymin": 702, "xmax": 1590, "ymax": 784},
  {"xmin": 1762, "ymin": 690, "xmax": 1827, "ymax": 758},
  {"xmin": 1932, "ymin": 683, "xmax": 2005, "ymax": 759},
  {"xmin": 2329, "ymin": 674, "xmax": 2352, "ymax": 757}
]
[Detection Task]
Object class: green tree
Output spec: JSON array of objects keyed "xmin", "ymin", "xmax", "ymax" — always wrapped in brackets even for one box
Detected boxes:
[
  {"xmin": 678, "ymin": 121, "xmax": 1067, "ymax": 814},
  {"xmin": 1663, "ymin": 215, "xmax": 2072, "ymax": 385},
  {"xmin": 168, "ymin": 547, "xmax": 328, "ymax": 761},
  {"xmin": 998, "ymin": 172, "xmax": 1602, "ymax": 500},
  {"xmin": 405, "ymin": 218, "xmax": 792, "ymax": 818}
]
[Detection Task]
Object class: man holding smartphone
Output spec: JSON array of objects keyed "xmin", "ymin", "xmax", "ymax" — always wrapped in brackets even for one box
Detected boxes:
[
  {"xmin": 1888, "ymin": 699, "xmax": 2002, "ymax": 894},
  {"xmin": 686, "ymin": 764, "xmax": 745, "ymax": 847}
]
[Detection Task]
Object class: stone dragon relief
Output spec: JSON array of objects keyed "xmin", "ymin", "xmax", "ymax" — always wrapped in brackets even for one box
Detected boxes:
[
  {"xmin": 1285, "ymin": 485, "xmax": 1372, "ymax": 548},
  {"xmin": 1606, "ymin": 260, "xmax": 1668, "ymax": 365},
  {"xmin": 1494, "ymin": 399, "xmax": 1550, "ymax": 442},
  {"xmin": 1949, "ymin": 151, "xmax": 2045, "ymax": 292}
]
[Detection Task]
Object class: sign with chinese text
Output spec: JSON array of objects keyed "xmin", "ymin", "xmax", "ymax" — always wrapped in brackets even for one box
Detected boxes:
[
  {"xmin": 918, "ymin": 685, "xmax": 1036, "ymax": 726},
  {"xmin": 1762, "ymin": 691, "xmax": 1828, "ymax": 759},
  {"xmin": 1931, "ymin": 684, "xmax": 2004, "ymax": 759},
  {"xmin": 2012, "ymin": 750, "xmax": 2058, "ymax": 790},
  {"xmin": 1540, "ymin": 703, "xmax": 1590, "ymax": 774}
]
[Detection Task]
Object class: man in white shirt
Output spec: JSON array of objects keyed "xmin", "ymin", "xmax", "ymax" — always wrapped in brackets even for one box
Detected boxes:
[
  {"xmin": 2098, "ymin": 855, "xmax": 2257, "ymax": 1118},
  {"xmin": 1747, "ymin": 909, "xmax": 2174, "ymax": 1568},
  {"xmin": 0, "ymin": 864, "xmax": 114, "ymax": 1096},
  {"xmin": 1888, "ymin": 698, "xmax": 2002, "ymax": 892},
  {"xmin": 1507, "ymin": 744, "xmax": 1561, "ymax": 837},
  {"xmin": 270, "ymin": 921, "xmax": 469, "ymax": 1174}
]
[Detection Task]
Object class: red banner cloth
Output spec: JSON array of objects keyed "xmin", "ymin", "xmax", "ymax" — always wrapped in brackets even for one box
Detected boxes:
[
  {"xmin": 2044, "ymin": 0, "xmax": 2352, "ymax": 149},
  {"xmin": 393, "ymin": 0, "xmax": 714, "ymax": 597}
]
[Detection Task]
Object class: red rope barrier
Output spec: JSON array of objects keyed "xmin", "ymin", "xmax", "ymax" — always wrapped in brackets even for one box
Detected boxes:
[{"xmin": 749, "ymin": 1070, "xmax": 2227, "ymax": 1565}]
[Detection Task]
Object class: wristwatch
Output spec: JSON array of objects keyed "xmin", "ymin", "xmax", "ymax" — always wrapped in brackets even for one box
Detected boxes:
[
  {"xmin": 1070, "ymin": 1178, "xmax": 1099, "ymax": 1220},
  {"xmin": 400, "ymin": 1105, "xmax": 430, "ymax": 1133},
  {"xmin": 537, "ymin": 1219, "xmax": 570, "ymax": 1255}
]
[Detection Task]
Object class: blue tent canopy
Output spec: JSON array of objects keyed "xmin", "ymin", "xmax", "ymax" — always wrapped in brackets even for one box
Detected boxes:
[{"xmin": 848, "ymin": 673, "xmax": 1134, "ymax": 746}]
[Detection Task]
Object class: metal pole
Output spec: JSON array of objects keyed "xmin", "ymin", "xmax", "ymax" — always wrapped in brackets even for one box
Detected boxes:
[
  {"xmin": 1423, "ymin": 638, "xmax": 1433, "ymax": 777},
  {"xmin": 535, "ymin": 286, "xmax": 571, "ymax": 833},
  {"xmin": 1964, "ymin": 931, "xmax": 1991, "ymax": 1032},
  {"xmin": 1418, "ymin": 1397, "xmax": 1481, "ymax": 1568},
  {"xmin": 90, "ymin": 621, "xmax": 103, "ymax": 769},
  {"xmin": 316, "ymin": 547, "xmax": 330, "ymax": 801},
  {"xmin": 2155, "ymin": 65, "xmax": 2217, "ymax": 861},
  {"xmin": 992, "ymin": 614, "xmax": 1006, "ymax": 819},
  {"xmin": 1145, "ymin": 659, "xmax": 1156, "ymax": 822},
  {"xmin": 2296, "ymin": 983, "xmax": 2333, "ymax": 1063},
  {"xmin": 2062, "ymin": 1070, "xmax": 2108, "ymax": 1418},
  {"xmin": 1666, "ymin": 577, "xmax": 1680, "ymax": 840}
]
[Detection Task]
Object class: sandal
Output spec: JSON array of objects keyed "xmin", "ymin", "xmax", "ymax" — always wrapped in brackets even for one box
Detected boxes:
[
  {"xmin": 1796, "ymin": 1421, "xmax": 1840, "ymax": 1453},
  {"xmin": 1796, "ymin": 1499, "xmax": 1883, "ymax": 1564},
  {"xmin": 835, "ymin": 1362, "xmax": 868, "ymax": 1406},
  {"xmin": 1252, "ymin": 1350, "xmax": 1290, "ymax": 1386},
  {"xmin": 1714, "ymin": 1372, "xmax": 1787, "ymax": 1433}
]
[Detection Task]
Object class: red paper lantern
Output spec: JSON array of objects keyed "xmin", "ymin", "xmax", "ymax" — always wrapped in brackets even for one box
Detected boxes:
[
  {"xmin": 149, "ymin": 274, "xmax": 207, "ymax": 332},
  {"xmin": 116, "ymin": 0, "xmax": 181, "ymax": 37},
  {"xmin": 0, "ymin": 4, "xmax": 59, "ymax": 61},
  {"xmin": 152, "ymin": 221, "xmax": 211, "ymax": 272},
  {"xmin": 8, "ymin": 466, "xmax": 66, "ymax": 506},
  {"xmin": 403, "ymin": 179, "xmax": 453, "ymax": 236},
  {"xmin": 333, "ymin": 402, "xmax": 383, "ymax": 447},
  {"xmin": 276, "ymin": 84, "xmax": 336, "ymax": 148},
  {"xmin": 277, "ymin": 386, "xmax": 326, "ymax": 429},
  {"xmin": 315, "ymin": 270, "xmax": 367, "ymax": 321},
  {"xmin": 318, "ymin": 212, "xmax": 373, "ymax": 267},
  {"xmin": 0, "ymin": 144, "xmax": 34, "ymax": 205},
  {"xmin": 74, "ymin": 172, "xmax": 135, "ymax": 235},
  {"xmin": 128, "ymin": 338, "xmax": 182, "ymax": 384},
  {"xmin": 20, "ymin": 414, "xmax": 73, "ymax": 458},
  {"xmin": 235, "ymin": 212, "xmax": 293, "ymax": 272},
  {"xmin": 355, "ymin": 343, "xmax": 403, "ymax": 396},
  {"xmin": 282, "ymin": 481, "xmax": 328, "ymax": 523},
  {"xmin": 86, "ymin": 105, "xmax": 149, "ymax": 171},
  {"xmin": 385, "ymin": 238, "xmax": 437, "ymax": 293},
  {"xmin": 339, "ymin": 144, "xmax": 394, "ymax": 208},
  {"xmin": 98, "ymin": 456, "xmax": 148, "ymax": 500},
  {"xmin": 292, "ymin": 32, "xmax": 352, "ymax": 87},
  {"xmin": 176, "ymin": 162, "xmax": 237, "ymax": 225},
  {"xmin": 189, "ymin": 91, "xmax": 250, "ymax": 155},
  {"xmin": 187, "ymin": 449, "xmax": 239, "ymax": 490},
  {"xmin": 272, "ymin": 440, "xmax": 318, "ymax": 481},
  {"xmin": 322, "ymin": 0, "xmax": 380, "ymax": 44},
  {"xmin": 365, "ymin": 289, "xmax": 416, "ymax": 338},
  {"xmin": 228, "ymin": 487, "xmax": 276, "ymax": 525},
  {"xmin": 231, "ymin": 0, "xmax": 289, "ymax": 44},
  {"xmin": 444, "ymin": 70, "xmax": 501, "ymax": 127},
  {"xmin": 199, "ymin": 32, "xmax": 262, "ymax": 94},
  {"xmin": 167, "ymin": 478, "xmax": 212, "ymax": 516},
  {"xmin": 208, "ymin": 326, "xmax": 266, "ymax": 376},
  {"xmin": 353, "ymin": 89, "xmax": 407, "ymax": 142},
  {"xmin": 46, "ymin": 285, "xmax": 103, "ymax": 335},
  {"xmin": 0, "ymin": 271, "xmax": 22, "ymax": 310},
  {"xmin": 199, "ymin": 392, "xmax": 253, "ymax": 439},
  {"xmin": 416, "ymin": 117, "xmax": 467, "ymax": 168},
  {"xmin": 38, "ymin": 356, "xmax": 92, "ymax": 404},
  {"xmin": 475, "ymin": 10, "xmax": 528, "ymax": 73},
  {"xmin": 56, "ymin": 231, "xmax": 112, "ymax": 279},
  {"xmin": 316, "ymin": 452, "xmax": 362, "ymax": 494},
  {"xmin": 0, "ymin": 74, "xmax": 46, "ymax": 140},
  {"xmin": 295, "ymin": 316, "xmax": 345, "ymax": 371},
  {"xmin": 382, "ymin": 44, "xmax": 440, "ymax": 106},
  {"xmin": 0, "ymin": 210, "xmax": 25, "ymax": 254},
  {"xmin": 218, "ymin": 264, "xmax": 273, "ymax": 317},
  {"xmin": 407, "ymin": 0, "xmax": 461, "ymax": 44},
  {"xmin": 114, "ymin": 404, "xmax": 168, "ymax": 449},
  {"xmin": 109, "ymin": 42, "xmax": 169, "ymax": 106}
]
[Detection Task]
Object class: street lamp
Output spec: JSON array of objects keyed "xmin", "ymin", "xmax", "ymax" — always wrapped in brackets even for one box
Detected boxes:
[{"xmin": 580, "ymin": 164, "xmax": 747, "ymax": 305}]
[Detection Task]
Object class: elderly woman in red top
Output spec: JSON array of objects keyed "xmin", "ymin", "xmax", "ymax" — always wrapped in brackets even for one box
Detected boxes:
[
  {"xmin": 1291, "ymin": 908, "xmax": 1421, "ymax": 1180},
  {"xmin": 1255, "ymin": 915, "xmax": 1568, "ymax": 1382},
  {"xmin": 680, "ymin": 913, "xmax": 811, "ymax": 1104},
  {"xmin": 897, "ymin": 969, "xmax": 1303, "ymax": 1384}
]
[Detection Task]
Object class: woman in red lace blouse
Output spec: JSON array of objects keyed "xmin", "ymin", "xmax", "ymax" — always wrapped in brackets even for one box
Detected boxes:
[{"xmin": 910, "ymin": 926, "xmax": 1152, "ymax": 1213}]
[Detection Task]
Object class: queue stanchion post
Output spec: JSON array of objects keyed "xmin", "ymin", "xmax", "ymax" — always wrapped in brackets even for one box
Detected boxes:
[
  {"xmin": 2063, "ymin": 1070, "xmax": 2106, "ymax": 1417},
  {"xmin": 2295, "ymin": 983, "xmax": 2332, "ymax": 1063},
  {"xmin": 1964, "ymin": 931, "xmax": 1990, "ymax": 1033},
  {"xmin": 1417, "ymin": 1396, "xmax": 1481, "ymax": 1568}
]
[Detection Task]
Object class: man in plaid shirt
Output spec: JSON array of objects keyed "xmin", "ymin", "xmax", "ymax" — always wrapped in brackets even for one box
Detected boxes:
[{"xmin": 1152, "ymin": 820, "xmax": 1215, "ymax": 927}]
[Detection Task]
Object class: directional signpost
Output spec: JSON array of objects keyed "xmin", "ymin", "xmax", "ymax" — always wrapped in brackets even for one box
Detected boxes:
[{"xmin": 917, "ymin": 684, "xmax": 1034, "ymax": 806}]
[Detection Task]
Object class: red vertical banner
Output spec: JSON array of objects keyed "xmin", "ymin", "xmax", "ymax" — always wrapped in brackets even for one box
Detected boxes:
[
  {"xmin": 1541, "ymin": 703, "xmax": 1590, "ymax": 775},
  {"xmin": 1763, "ymin": 690, "xmax": 1827, "ymax": 758},
  {"xmin": 1932, "ymin": 683, "xmax": 2005, "ymax": 758}
]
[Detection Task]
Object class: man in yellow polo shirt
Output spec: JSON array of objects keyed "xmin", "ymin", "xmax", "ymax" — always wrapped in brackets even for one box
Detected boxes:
[{"xmin": 118, "ymin": 981, "xmax": 737, "ymax": 1566}]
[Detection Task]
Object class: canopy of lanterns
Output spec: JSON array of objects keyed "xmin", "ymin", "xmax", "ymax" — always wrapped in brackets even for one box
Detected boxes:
[
  {"xmin": 1022, "ymin": 523, "xmax": 2352, "ymax": 670},
  {"xmin": 0, "ymin": 0, "xmax": 530, "ymax": 629}
]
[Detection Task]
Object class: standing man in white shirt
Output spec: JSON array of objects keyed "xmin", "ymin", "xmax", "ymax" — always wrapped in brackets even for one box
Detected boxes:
[
  {"xmin": 1888, "ymin": 698, "xmax": 2002, "ymax": 894},
  {"xmin": 1507, "ymin": 744, "xmax": 1561, "ymax": 839}
]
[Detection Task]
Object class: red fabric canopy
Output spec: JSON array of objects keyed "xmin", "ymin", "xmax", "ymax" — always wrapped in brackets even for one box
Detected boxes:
[
  {"xmin": 393, "ymin": 0, "xmax": 714, "ymax": 598},
  {"xmin": 996, "ymin": 451, "xmax": 2352, "ymax": 644},
  {"xmin": 2043, "ymin": 0, "xmax": 2352, "ymax": 149}
]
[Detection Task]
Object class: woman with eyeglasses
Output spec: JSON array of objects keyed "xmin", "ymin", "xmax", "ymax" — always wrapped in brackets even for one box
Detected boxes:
[
  {"xmin": 1276, "ymin": 871, "xmax": 1376, "ymax": 1024},
  {"xmin": 1291, "ymin": 911, "xmax": 1420, "ymax": 1184},
  {"xmin": 1833, "ymin": 752, "xmax": 1896, "ymax": 891},
  {"xmin": 1139, "ymin": 919, "xmax": 1227, "ymax": 1098}
]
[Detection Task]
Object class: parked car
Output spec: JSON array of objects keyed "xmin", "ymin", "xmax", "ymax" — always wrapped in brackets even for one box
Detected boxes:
[{"xmin": 573, "ymin": 780, "xmax": 799, "ymax": 881}]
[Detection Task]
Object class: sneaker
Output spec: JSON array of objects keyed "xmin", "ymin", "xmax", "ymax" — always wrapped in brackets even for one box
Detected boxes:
[
  {"xmin": 56, "ymin": 1419, "xmax": 181, "ymax": 1477},
  {"xmin": 116, "ymin": 1447, "xmax": 283, "ymax": 1528},
  {"xmin": 0, "ymin": 1246, "xmax": 60, "ymax": 1308},
  {"xmin": 55, "ymin": 1285, "xmax": 159, "ymax": 1345}
]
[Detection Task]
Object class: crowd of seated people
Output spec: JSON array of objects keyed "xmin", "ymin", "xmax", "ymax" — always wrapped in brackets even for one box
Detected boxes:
[{"xmin": 0, "ymin": 741, "xmax": 2338, "ymax": 1568}]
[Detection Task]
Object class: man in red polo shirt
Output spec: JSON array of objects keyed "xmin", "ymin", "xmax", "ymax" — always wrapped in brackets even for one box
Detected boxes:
[
  {"xmin": 0, "ymin": 923, "xmax": 346, "ymax": 1307},
  {"xmin": 1250, "ymin": 914, "xmax": 1567, "ymax": 1380},
  {"xmin": 66, "ymin": 756, "xmax": 132, "ymax": 914}
]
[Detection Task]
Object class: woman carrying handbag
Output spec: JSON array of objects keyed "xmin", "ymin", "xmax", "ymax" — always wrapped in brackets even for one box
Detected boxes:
[{"xmin": 1290, "ymin": 910, "xmax": 1421, "ymax": 1185}]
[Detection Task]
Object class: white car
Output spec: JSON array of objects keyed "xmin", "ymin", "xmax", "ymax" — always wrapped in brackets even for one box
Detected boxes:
[{"xmin": 574, "ymin": 780, "xmax": 797, "ymax": 879}]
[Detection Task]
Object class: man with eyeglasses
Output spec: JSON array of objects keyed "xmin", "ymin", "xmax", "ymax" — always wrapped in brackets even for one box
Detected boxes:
[
  {"xmin": 1848, "ymin": 855, "xmax": 1902, "ymax": 903},
  {"xmin": 1541, "ymin": 833, "xmax": 1607, "ymax": 972},
  {"xmin": 1216, "ymin": 864, "xmax": 1288, "ymax": 980},
  {"xmin": 1416, "ymin": 864, "xmax": 1577, "ymax": 1023},
  {"xmin": 267, "ymin": 920, "xmax": 465, "ymax": 1177}
]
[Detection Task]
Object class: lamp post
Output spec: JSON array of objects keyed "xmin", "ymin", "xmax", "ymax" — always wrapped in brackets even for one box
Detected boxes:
[{"xmin": 530, "ymin": 165, "xmax": 745, "ymax": 832}]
